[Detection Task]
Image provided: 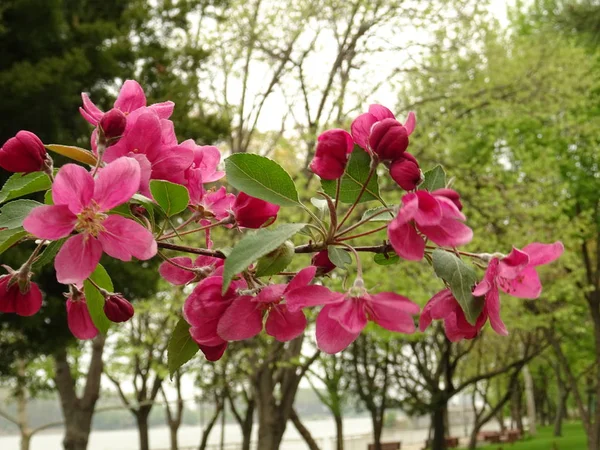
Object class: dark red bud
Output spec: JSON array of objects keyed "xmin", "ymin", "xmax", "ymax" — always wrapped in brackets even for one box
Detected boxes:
[
  {"xmin": 390, "ymin": 155, "xmax": 422, "ymax": 191},
  {"xmin": 311, "ymin": 250, "xmax": 336, "ymax": 274},
  {"xmin": 103, "ymin": 294, "xmax": 134, "ymax": 323},
  {"xmin": 368, "ymin": 118, "xmax": 409, "ymax": 161},
  {"xmin": 233, "ymin": 192, "xmax": 280, "ymax": 228},
  {"xmin": 99, "ymin": 109, "xmax": 127, "ymax": 144},
  {"xmin": 0, "ymin": 131, "xmax": 47, "ymax": 173}
]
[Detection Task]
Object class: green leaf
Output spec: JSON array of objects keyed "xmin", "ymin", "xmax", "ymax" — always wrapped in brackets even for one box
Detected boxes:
[
  {"xmin": 321, "ymin": 150, "xmax": 379, "ymax": 204},
  {"xmin": 32, "ymin": 239, "xmax": 67, "ymax": 271},
  {"xmin": 0, "ymin": 228, "xmax": 28, "ymax": 255},
  {"xmin": 432, "ymin": 249, "xmax": 483, "ymax": 325},
  {"xmin": 167, "ymin": 318, "xmax": 200, "ymax": 378},
  {"xmin": 44, "ymin": 190, "xmax": 54, "ymax": 205},
  {"xmin": 374, "ymin": 252, "xmax": 400, "ymax": 266},
  {"xmin": 225, "ymin": 154, "xmax": 300, "ymax": 207},
  {"xmin": 131, "ymin": 193, "xmax": 156, "ymax": 228},
  {"xmin": 255, "ymin": 240, "xmax": 295, "ymax": 277},
  {"xmin": 0, "ymin": 172, "xmax": 51, "ymax": 204},
  {"xmin": 362, "ymin": 207, "xmax": 394, "ymax": 222},
  {"xmin": 310, "ymin": 197, "xmax": 328, "ymax": 218},
  {"xmin": 420, "ymin": 165, "xmax": 447, "ymax": 191},
  {"xmin": 223, "ymin": 223, "xmax": 306, "ymax": 292},
  {"xmin": 83, "ymin": 264, "xmax": 114, "ymax": 334},
  {"xmin": 327, "ymin": 246, "xmax": 352, "ymax": 269},
  {"xmin": 0, "ymin": 200, "xmax": 42, "ymax": 229},
  {"xmin": 45, "ymin": 144, "xmax": 97, "ymax": 165},
  {"xmin": 149, "ymin": 180, "xmax": 190, "ymax": 217}
]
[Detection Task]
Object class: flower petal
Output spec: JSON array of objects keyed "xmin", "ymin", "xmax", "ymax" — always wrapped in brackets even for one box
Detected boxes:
[
  {"xmin": 55, "ymin": 235, "xmax": 103, "ymax": 285},
  {"xmin": 265, "ymin": 305, "xmax": 307, "ymax": 342},
  {"xmin": 388, "ymin": 219, "xmax": 425, "ymax": 261},
  {"xmin": 15, "ymin": 282, "xmax": 43, "ymax": 317},
  {"xmin": 255, "ymin": 284, "xmax": 287, "ymax": 303},
  {"xmin": 159, "ymin": 257, "xmax": 196, "ymax": 285},
  {"xmin": 328, "ymin": 298, "xmax": 368, "ymax": 334},
  {"xmin": 316, "ymin": 305, "xmax": 360, "ymax": 354},
  {"xmin": 498, "ymin": 247, "xmax": 530, "ymax": 279},
  {"xmin": 370, "ymin": 292, "xmax": 419, "ymax": 333},
  {"xmin": 404, "ymin": 111, "xmax": 416, "ymax": 135},
  {"xmin": 419, "ymin": 218, "xmax": 473, "ymax": 248},
  {"xmin": 93, "ymin": 157, "xmax": 141, "ymax": 211},
  {"xmin": 350, "ymin": 112, "xmax": 377, "ymax": 150},
  {"xmin": 286, "ymin": 266, "xmax": 317, "ymax": 293},
  {"xmin": 114, "ymin": 80, "xmax": 146, "ymax": 113},
  {"xmin": 217, "ymin": 296, "xmax": 263, "ymax": 341},
  {"xmin": 199, "ymin": 343, "xmax": 227, "ymax": 361},
  {"xmin": 501, "ymin": 266, "xmax": 542, "ymax": 299},
  {"xmin": 66, "ymin": 300, "xmax": 99, "ymax": 340},
  {"xmin": 98, "ymin": 215, "xmax": 157, "ymax": 261},
  {"xmin": 522, "ymin": 241, "xmax": 564, "ymax": 267},
  {"xmin": 284, "ymin": 285, "xmax": 345, "ymax": 312},
  {"xmin": 486, "ymin": 288, "xmax": 508, "ymax": 336},
  {"xmin": 368, "ymin": 104, "xmax": 395, "ymax": 121},
  {"xmin": 23, "ymin": 205, "xmax": 76, "ymax": 240},
  {"xmin": 52, "ymin": 164, "xmax": 94, "ymax": 213}
]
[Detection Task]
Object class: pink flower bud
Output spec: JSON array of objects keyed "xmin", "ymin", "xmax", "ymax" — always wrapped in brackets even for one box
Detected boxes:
[
  {"xmin": 368, "ymin": 119, "xmax": 409, "ymax": 161},
  {"xmin": 389, "ymin": 153, "xmax": 421, "ymax": 191},
  {"xmin": 432, "ymin": 188, "xmax": 463, "ymax": 211},
  {"xmin": 0, "ymin": 131, "xmax": 47, "ymax": 173},
  {"xmin": 0, "ymin": 273, "xmax": 42, "ymax": 317},
  {"xmin": 99, "ymin": 108, "xmax": 127, "ymax": 144},
  {"xmin": 103, "ymin": 294, "xmax": 135, "ymax": 323},
  {"xmin": 66, "ymin": 296, "xmax": 99, "ymax": 340},
  {"xmin": 309, "ymin": 129, "xmax": 354, "ymax": 180},
  {"xmin": 233, "ymin": 192, "xmax": 280, "ymax": 228},
  {"xmin": 311, "ymin": 251, "xmax": 335, "ymax": 274}
]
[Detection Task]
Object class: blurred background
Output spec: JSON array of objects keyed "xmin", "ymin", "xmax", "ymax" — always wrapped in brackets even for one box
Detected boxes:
[{"xmin": 0, "ymin": 0, "xmax": 599, "ymax": 449}]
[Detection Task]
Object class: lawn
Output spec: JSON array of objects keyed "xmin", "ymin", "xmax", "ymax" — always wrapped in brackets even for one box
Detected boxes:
[{"xmin": 460, "ymin": 422, "xmax": 587, "ymax": 450}]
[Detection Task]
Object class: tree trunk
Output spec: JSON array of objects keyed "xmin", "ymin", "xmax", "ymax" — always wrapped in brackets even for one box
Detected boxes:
[
  {"xmin": 467, "ymin": 425, "xmax": 479, "ymax": 450},
  {"xmin": 334, "ymin": 413, "xmax": 344, "ymax": 450},
  {"xmin": 21, "ymin": 433, "xmax": 31, "ymax": 450},
  {"xmin": 136, "ymin": 408, "xmax": 151, "ymax": 450},
  {"xmin": 511, "ymin": 379, "xmax": 524, "ymax": 432},
  {"xmin": 198, "ymin": 401, "xmax": 223, "ymax": 450},
  {"xmin": 523, "ymin": 365, "xmax": 537, "ymax": 436},
  {"xmin": 241, "ymin": 399, "xmax": 255, "ymax": 450},
  {"xmin": 590, "ymin": 300, "xmax": 600, "ymax": 450},
  {"xmin": 372, "ymin": 410, "xmax": 384, "ymax": 450},
  {"xmin": 290, "ymin": 408, "xmax": 320, "ymax": 450},
  {"xmin": 432, "ymin": 404, "xmax": 448, "ymax": 450},
  {"xmin": 169, "ymin": 423, "xmax": 178, "ymax": 450}
]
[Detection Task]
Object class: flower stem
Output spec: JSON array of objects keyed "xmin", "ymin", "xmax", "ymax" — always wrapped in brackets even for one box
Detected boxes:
[
  {"xmin": 335, "ymin": 207, "xmax": 394, "ymax": 238},
  {"xmin": 336, "ymin": 158, "xmax": 378, "ymax": 230},
  {"xmin": 336, "ymin": 224, "xmax": 389, "ymax": 242}
]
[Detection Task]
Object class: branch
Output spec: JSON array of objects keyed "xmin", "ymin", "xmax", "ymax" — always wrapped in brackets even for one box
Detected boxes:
[{"xmin": 0, "ymin": 408, "xmax": 19, "ymax": 426}]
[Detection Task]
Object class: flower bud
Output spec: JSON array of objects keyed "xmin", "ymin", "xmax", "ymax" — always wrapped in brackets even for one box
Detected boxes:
[
  {"xmin": 0, "ymin": 131, "xmax": 47, "ymax": 173},
  {"xmin": 311, "ymin": 250, "xmax": 335, "ymax": 275},
  {"xmin": 66, "ymin": 295, "xmax": 99, "ymax": 340},
  {"xmin": 432, "ymin": 188, "xmax": 463, "ymax": 211},
  {"xmin": 390, "ymin": 153, "xmax": 422, "ymax": 191},
  {"xmin": 233, "ymin": 192, "xmax": 280, "ymax": 228},
  {"xmin": 99, "ymin": 108, "xmax": 127, "ymax": 145},
  {"xmin": 0, "ymin": 270, "xmax": 42, "ymax": 317},
  {"xmin": 309, "ymin": 129, "xmax": 354, "ymax": 180},
  {"xmin": 103, "ymin": 294, "xmax": 135, "ymax": 323},
  {"xmin": 368, "ymin": 118, "xmax": 409, "ymax": 161}
]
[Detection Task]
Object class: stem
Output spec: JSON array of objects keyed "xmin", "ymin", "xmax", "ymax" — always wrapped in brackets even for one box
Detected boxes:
[
  {"xmin": 157, "ymin": 242, "xmax": 227, "ymax": 258},
  {"xmin": 157, "ymin": 251, "xmax": 198, "ymax": 273},
  {"xmin": 337, "ymin": 159, "xmax": 378, "ymax": 230},
  {"xmin": 334, "ymin": 178, "xmax": 341, "ymax": 210},
  {"xmin": 336, "ymin": 224, "xmax": 388, "ymax": 242},
  {"xmin": 159, "ymin": 219, "xmax": 225, "ymax": 241},
  {"xmin": 300, "ymin": 204, "xmax": 328, "ymax": 241},
  {"xmin": 338, "ymin": 243, "xmax": 362, "ymax": 279},
  {"xmin": 335, "ymin": 207, "xmax": 394, "ymax": 238}
]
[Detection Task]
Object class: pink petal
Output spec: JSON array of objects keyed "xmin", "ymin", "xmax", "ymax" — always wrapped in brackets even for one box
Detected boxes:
[
  {"xmin": 151, "ymin": 102, "xmax": 175, "ymax": 120},
  {"xmin": 151, "ymin": 145, "xmax": 195, "ymax": 185},
  {"xmin": 192, "ymin": 145, "xmax": 224, "ymax": 183},
  {"xmin": 285, "ymin": 266, "xmax": 317, "ymax": 293},
  {"xmin": 284, "ymin": 285, "xmax": 345, "ymax": 312},
  {"xmin": 190, "ymin": 320, "xmax": 226, "ymax": 346},
  {"xmin": 106, "ymin": 111, "xmax": 163, "ymax": 163},
  {"xmin": 80, "ymin": 93, "xmax": 104, "ymax": 125},
  {"xmin": 412, "ymin": 191, "xmax": 442, "ymax": 226},
  {"xmin": 419, "ymin": 289, "xmax": 454, "ymax": 332},
  {"xmin": 98, "ymin": 215, "xmax": 157, "ymax": 261},
  {"xmin": 93, "ymin": 157, "xmax": 141, "ymax": 211},
  {"xmin": 255, "ymin": 284, "xmax": 287, "ymax": 303},
  {"xmin": 388, "ymin": 219, "xmax": 425, "ymax": 261},
  {"xmin": 316, "ymin": 305, "xmax": 361, "ymax": 354},
  {"xmin": 265, "ymin": 305, "xmax": 307, "ymax": 342},
  {"xmin": 131, "ymin": 153, "xmax": 153, "ymax": 197},
  {"xmin": 114, "ymin": 80, "xmax": 146, "ymax": 113},
  {"xmin": 66, "ymin": 300, "xmax": 99, "ymax": 340},
  {"xmin": 350, "ymin": 113, "xmax": 377, "ymax": 150},
  {"xmin": 52, "ymin": 164, "xmax": 94, "ymax": 214},
  {"xmin": 522, "ymin": 241, "xmax": 564, "ymax": 267},
  {"xmin": 23, "ymin": 205, "xmax": 76, "ymax": 240},
  {"xmin": 328, "ymin": 298, "xmax": 368, "ymax": 334},
  {"xmin": 419, "ymin": 218, "xmax": 473, "ymax": 248},
  {"xmin": 404, "ymin": 111, "xmax": 416, "ymax": 135},
  {"xmin": 199, "ymin": 343, "xmax": 227, "ymax": 361},
  {"xmin": 15, "ymin": 282, "xmax": 43, "ymax": 316},
  {"xmin": 217, "ymin": 296, "xmax": 263, "ymax": 341},
  {"xmin": 501, "ymin": 266, "xmax": 542, "ymax": 299},
  {"xmin": 159, "ymin": 257, "xmax": 196, "ymax": 285},
  {"xmin": 55, "ymin": 235, "xmax": 103, "ymax": 285},
  {"xmin": 160, "ymin": 119, "xmax": 177, "ymax": 146},
  {"xmin": 486, "ymin": 288, "xmax": 508, "ymax": 336},
  {"xmin": 369, "ymin": 292, "xmax": 418, "ymax": 333},
  {"xmin": 498, "ymin": 247, "xmax": 530, "ymax": 279},
  {"xmin": 185, "ymin": 167, "xmax": 205, "ymax": 205},
  {"xmin": 368, "ymin": 104, "xmax": 395, "ymax": 121}
]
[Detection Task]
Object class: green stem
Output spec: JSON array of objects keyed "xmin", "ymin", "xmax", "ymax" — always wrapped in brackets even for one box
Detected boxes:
[
  {"xmin": 335, "ymin": 207, "xmax": 394, "ymax": 238},
  {"xmin": 336, "ymin": 224, "xmax": 389, "ymax": 242},
  {"xmin": 336, "ymin": 159, "xmax": 378, "ymax": 230}
]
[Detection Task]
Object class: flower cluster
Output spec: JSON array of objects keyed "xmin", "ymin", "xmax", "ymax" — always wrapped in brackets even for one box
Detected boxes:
[{"xmin": 0, "ymin": 82, "xmax": 564, "ymax": 363}]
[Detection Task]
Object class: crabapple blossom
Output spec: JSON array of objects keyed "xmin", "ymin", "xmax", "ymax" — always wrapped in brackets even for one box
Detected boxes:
[
  {"xmin": 159, "ymin": 255, "xmax": 224, "ymax": 285},
  {"xmin": 103, "ymin": 294, "xmax": 135, "ymax": 323},
  {"xmin": 232, "ymin": 192, "xmax": 279, "ymax": 228},
  {"xmin": 0, "ymin": 131, "xmax": 49, "ymax": 174},
  {"xmin": 389, "ymin": 153, "xmax": 422, "ymax": 190},
  {"xmin": 309, "ymin": 129, "xmax": 354, "ymax": 180},
  {"xmin": 0, "ymin": 269, "xmax": 42, "ymax": 317},
  {"xmin": 66, "ymin": 293, "xmax": 98, "ymax": 340}
]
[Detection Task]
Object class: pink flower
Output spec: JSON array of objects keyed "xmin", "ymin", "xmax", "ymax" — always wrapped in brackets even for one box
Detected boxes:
[
  {"xmin": 0, "ymin": 272, "xmax": 42, "ymax": 316},
  {"xmin": 389, "ymin": 153, "xmax": 421, "ymax": 190},
  {"xmin": 196, "ymin": 187, "xmax": 236, "ymax": 221},
  {"xmin": 103, "ymin": 294, "xmax": 134, "ymax": 323},
  {"xmin": 183, "ymin": 276, "xmax": 247, "ymax": 360},
  {"xmin": 0, "ymin": 131, "xmax": 48, "ymax": 174},
  {"xmin": 350, "ymin": 105, "xmax": 415, "ymax": 158},
  {"xmin": 159, "ymin": 255, "xmax": 224, "ymax": 285},
  {"xmin": 66, "ymin": 295, "xmax": 98, "ymax": 340},
  {"xmin": 311, "ymin": 250, "xmax": 336, "ymax": 275},
  {"xmin": 287, "ymin": 280, "xmax": 419, "ymax": 354},
  {"xmin": 388, "ymin": 189, "xmax": 472, "ymax": 261},
  {"xmin": 232, "ymin": 192, "xmax": 279, "ymax": 228},
  {"xmin": 473, "ymin": 242, "xmax": 564, "ymax": 335},
  {"xmin": 103, "ymin": 111, "xmax": 194, "ymax": 195},
  {"xmin": 183, "ymin": 144, "xmax": 225, "ymax": 204},
  {"xmin": 23, "ymin": 158, "xmax": 157, "ymax": 285},
  {"xmin": 309, "ymin": 129, "xmax": 354, "ymax": 180},
  {"xmin": 217, "ymin": 266, "xmax": 318, "ymax": 342},
  {"xmin": 419, "ymin": 289, "xmax": 486, "ymax": 342},
  {"xmin": 80, "ymin": 80, "xmax": 174, "ymax": 126}
]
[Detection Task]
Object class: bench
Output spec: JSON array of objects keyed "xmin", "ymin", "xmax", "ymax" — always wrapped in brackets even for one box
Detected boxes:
[
  {"xmin": 368, "ymin": 443, "xmax": 401, "ymax": 450},
  {"xmin": 422, "ymin": 437, "xmax": 459, "ymax": 449},
  {"xmin": 478, "ymin": 431, "xmax": 501, "ymax": 443}
]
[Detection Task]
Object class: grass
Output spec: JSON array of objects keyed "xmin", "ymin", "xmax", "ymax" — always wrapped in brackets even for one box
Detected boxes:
[{"xmin": 458, "ymin": 422, "xmax": 587, "ymax": 450}]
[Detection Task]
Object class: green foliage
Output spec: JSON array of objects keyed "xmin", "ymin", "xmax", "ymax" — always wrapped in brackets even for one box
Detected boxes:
[
  {"xmin": 0, "ymin": 199, "xmax": 42, "ymax": 229},
  {"xmin": 0, "ymin": 228, "xmax": 27, "ymax": 255},
  {"xmin": 83, "ymin": 264, "xmax": 114, "ymax": 335},
  {"xmin": 225, "ymin": 153, "xmax": 301, "ymax": 207},
  {"xmin": 327, "ymin": 246, "xmax": 352, "ymax": 269},
  {"xmin": 222, "ymin": 223, "xmax": 306, "ymax": 292},
  {"xmin": 321, "ymin": 150, "xmax": 380, "ymax": 204},
  {"xmin": 167, "ymin": 318, "xmax": 199, "ymax": 379},
  {"xmin": 362, "ymin": 206, "xmax": 394, "ymax": 222},
  {"xmin": 45, "ymin": 144, "xmax": 97, "ymax": 166},
  {"xmin": 31, "ymin": 239, "xmax": 66, "ymax": 272},
  {"xmin": 0, "ymin": 172, "xmax": 51, "ymax": 204},
  {"xmin": 149, "ymin": 180, "xmax": 190, "ymax": 217},
  {"xmin": 255, "ymin": 240, "xmax": 295, "ymax": 277},
  {"xmin": 420, "ymin": 165, "xmax": 446, "ymax": 191}
]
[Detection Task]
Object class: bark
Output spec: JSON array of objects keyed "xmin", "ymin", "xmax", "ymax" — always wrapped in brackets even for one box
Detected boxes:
[
  {"xmin": 198, "ymin": 398, "xmax": 223, "ymax": 450},
  {"xmin": 553, "ymin": 362, "xmax": 568, "ymax": 437},
  {"xmin": 54, "ymin": 335, "xmax": 106, "ymax": 450},
  {"xmin": 162, "ymin": 372, "xmax": 184, "ymax": 450},
  {"xmin": 227, "ymin": 388, "xmax": 254, "ymax": 450},
  {"xmin": 290, "ymin": 408, "xmax": 320, "ymax": 450},
  {"xmin": 431, "ymin": 402, "xmax": 448, "ymax": 450},
  {"xmin": 334, "ymin": 413, "xmax": 344, "ymax": 450},
  {"xmin": 136, "ymin": 407, "xmax": 151, "ymax": 450},
  {"xmin": 510, "ymin": 379, "xmax": 524, "ymax": 432},
  {"xmin": 523, "ymin": 365, "xmax": 537, "ymax": 436}
]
